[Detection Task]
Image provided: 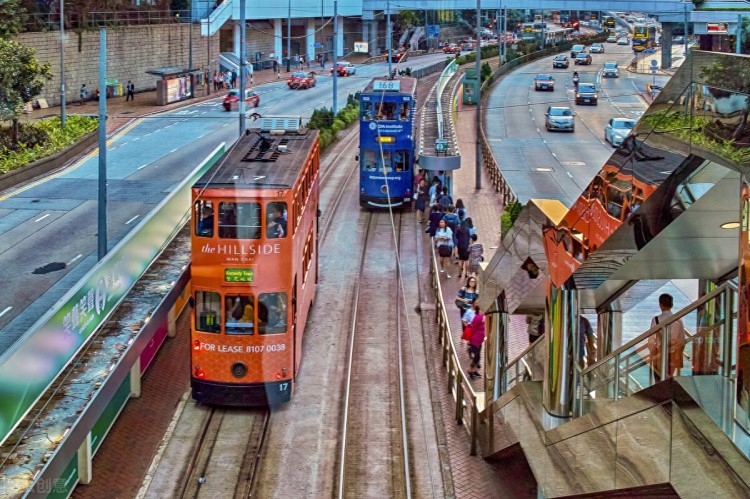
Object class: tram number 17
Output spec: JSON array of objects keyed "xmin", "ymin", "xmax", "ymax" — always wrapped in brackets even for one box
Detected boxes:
[{"xmin": 280, "ymin": 382, "xmax": 289, "ymax": 391}]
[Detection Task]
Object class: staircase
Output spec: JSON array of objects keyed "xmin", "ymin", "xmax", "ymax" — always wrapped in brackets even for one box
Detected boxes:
[
  {"xmin": 200, "ymin": 0, "xmax": 232, "ymax": 37},
  {"xmin": 408, "ymin": 26, "xmax": 424, "ymax": 50}
]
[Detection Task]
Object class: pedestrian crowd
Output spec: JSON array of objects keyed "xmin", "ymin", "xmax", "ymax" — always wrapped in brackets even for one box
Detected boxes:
[{"xmin": 213, "ymin": 69, "xmax": 238, "ymax": 91}]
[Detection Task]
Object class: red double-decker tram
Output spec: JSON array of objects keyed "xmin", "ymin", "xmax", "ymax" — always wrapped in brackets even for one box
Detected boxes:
[{"xmin": 190, "ymin": 117, "xmax": 320, "ymax": 405}]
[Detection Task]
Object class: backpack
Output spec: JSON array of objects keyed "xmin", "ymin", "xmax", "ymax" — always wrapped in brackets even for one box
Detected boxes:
[
  {"xmin": 438, "ymin": 195, "xmax": 451, "ymax": 211},
  {"xmin": 457, "ymin": 207, "xmax": 466, "ymax": 221},
  {"xmin": 443, "ymin": 213, "xmax": 459, "ymax": 234}
]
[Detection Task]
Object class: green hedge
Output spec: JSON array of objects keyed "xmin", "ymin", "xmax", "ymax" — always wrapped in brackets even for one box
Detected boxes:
[
  {"xmin": 0, "ymin": 116, "xmax": 98, "ymax": 174},
  {"xmin": 307, "ymin": 92, "xmax": 360, "ymax": 151}
]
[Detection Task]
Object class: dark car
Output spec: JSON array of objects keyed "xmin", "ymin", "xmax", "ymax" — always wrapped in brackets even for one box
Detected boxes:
[
  {"xmin": 534, "ymin": 74, "xmax": 555, "ymax": 91},
  {"xmin": 222, "ymin": 88, "xmax": 260, "ymax": 111},
  {"xmin": 545, "ymin": 106, "xmax": 575, "ymax": 132},
  {"xmin": 575, "ymin": 82, "xmax": 598, "ymax": 105},
  {"xmin": 552, "ymin": 55, "xmax": 569, "ymax": 68},
  {"xmin": 574, "ymin": 53, "xmax": 593, "ymax": 65}
]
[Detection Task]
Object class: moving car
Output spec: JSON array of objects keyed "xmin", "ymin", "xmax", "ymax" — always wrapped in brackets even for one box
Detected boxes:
[
  {"xmin": 552, "ymin": 55, "xmax": 569, "ymax": 68},
  {"xmin": 574, "ymin": 53, "xmax": 593, "ymax": 65},
  {"xmin": 222, "ymin": 88, "xmax": 260, "ymax": 111},
  {"xmin": 329, "ymin": 61, "xmax": 356, "ymax": 76},
  {"xmin": 590, "ymin": 43, "xmax": 605, "ymax": 53},
  {"xmin": 462, "ymin": 43, "xmax": 474, "ymax": 51},
  {"xmin": 287, "ymin": 71, "xmax": 317, "ymax": 89},
  {"xmin": 575, "ymin": 82, "xmax": 598, "ymax": 105},
  {"xmin": 605, "ymin": 118, "xmax": 637, "ymax": 146},
  {"xmin": 534, "ymin": 74, "xmax": 555, "ymax": 91},
  {"xmin": 602, "ymin": 61, "xmax": 619, "ymax": 77},
  {"xmin": 617, "ymin": 37, "xmax": 629, "ymax": 45},
  {"xmin": 545, "ymin": 106, "xmax": 575, "ymax": 132},
  {"xmin": 383, "ymin": 49, "xmax": 406, "ymax": 62},
  {"xmin": 571, "ymin": 44, "xmax": 586, "ymax": 57},
  {"xmin": 443, "ymin": 43, "xmax": 461, "ymax": 54},
  {"xmin": 607, "ymin": 35, "xmax": 618, "ymax": 43}
]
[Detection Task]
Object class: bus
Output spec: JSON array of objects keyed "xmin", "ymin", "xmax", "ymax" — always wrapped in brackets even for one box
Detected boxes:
[
  {"xmin": 190, "ymin": 116, "xmax": 320, "ymax": 405},
  {"xmin": 604, "ymin": 16, "xmax": 616, "ymax": 29},
  {"xmin": 359, "ymin": 77, "xmax": 417, "ymax": 208},
  {"xmin": 632, "ymin": 25, "xmax": 657, "ymax": 52}
]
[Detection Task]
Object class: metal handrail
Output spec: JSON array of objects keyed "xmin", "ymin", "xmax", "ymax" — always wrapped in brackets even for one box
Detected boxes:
[{"xmin": 582, "ymin": 280, "xmax": 735, "ymax": 377}]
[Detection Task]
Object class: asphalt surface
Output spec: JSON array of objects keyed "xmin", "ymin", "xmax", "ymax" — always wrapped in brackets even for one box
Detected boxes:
[
  {"xmin": 484, "ymin": 41, "xmax": 671, "ymax": 207},
  {"xmin": 0, "ymin": 52, "xmax": 448, "ymax": 350}
]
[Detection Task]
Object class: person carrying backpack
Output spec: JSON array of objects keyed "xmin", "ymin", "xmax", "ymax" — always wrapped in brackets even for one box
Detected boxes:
[
  {"xmin": 441, "ymin": 205, "xmax": 461, "ymax": 256},
  {"xmin": 438, "ymin": 187, "xmax": 453, "ymax": 212}
]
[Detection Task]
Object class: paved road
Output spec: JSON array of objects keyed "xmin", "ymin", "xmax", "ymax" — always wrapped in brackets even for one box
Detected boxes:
[
  {"xmin": 0, "ymin": 53, "xmax": 448, "ymax": 349},
  {"xmin": 484, "ymin": 42, "xmax": 670, "ymax": 207}
]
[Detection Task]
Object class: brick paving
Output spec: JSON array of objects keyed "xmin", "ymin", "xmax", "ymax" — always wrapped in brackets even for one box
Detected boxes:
[{"xmin": 71, "ymin": 310, "xmax": 190, "ymax": 499}]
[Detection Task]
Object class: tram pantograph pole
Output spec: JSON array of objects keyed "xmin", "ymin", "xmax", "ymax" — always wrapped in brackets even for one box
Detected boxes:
[
  {"xmin": 387, "ymin": 0, "xmax": 392, "ymax": 76},
  {"xmin": 239, "ymin": 0, "xmax": 246, "ymax": 135}
]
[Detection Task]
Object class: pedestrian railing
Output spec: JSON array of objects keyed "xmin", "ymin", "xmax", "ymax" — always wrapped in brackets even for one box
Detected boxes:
[
  {"xmin": 429, "ymin": 244, "xmax": 482, "ymax": 455},
  {"xmin": 25, "ymin": 10, "xmax": 191, "ymax": 31}
]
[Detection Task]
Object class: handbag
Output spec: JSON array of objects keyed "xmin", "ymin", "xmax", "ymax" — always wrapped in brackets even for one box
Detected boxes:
[
  {"xmin": 462, "ymin": 324, "xmax": 472, "ymax": 341},
  {"xmin": 455, "ymin": 297, "xmax": 468, "ymax": 309},
  {"xmin": 438, "ymin": 244, "xmax": 452, "ymax": 257}
]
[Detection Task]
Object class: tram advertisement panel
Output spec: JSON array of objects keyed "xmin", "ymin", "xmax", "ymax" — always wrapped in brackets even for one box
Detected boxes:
[{"xmin": 737, "ymin": 178, "xmax": 750, "ymax": 431}]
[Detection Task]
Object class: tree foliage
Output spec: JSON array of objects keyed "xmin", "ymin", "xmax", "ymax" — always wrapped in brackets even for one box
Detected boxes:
[
  {"xmin": 0, "ymin": 0, "xmax": 27, "ymax": 39},
  {"xmin": 396, "ymin": 10, "xmax": 419, "ymax": 29}
]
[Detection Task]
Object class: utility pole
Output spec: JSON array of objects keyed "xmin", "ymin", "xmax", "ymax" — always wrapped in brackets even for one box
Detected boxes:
[
  {"xmin": 387, "ymin": 0, "xmax": 392, "ymax": 75},
  {"xmin": 207, "ymin": 0, "xmax": 211, "ymax": 95},
  {"xmin": 684, "ymin": 2, "xmax": 689, "ymax": 58},
  {"xmin": 239, "ymin": 0, "xmax": 246, "ymax": 134},
  {"xmin": 737, "ymin": 14, "xmax": 743, "ymax": 54},
  {"xmin": 60, "ymin": 0, "xmax": 66, "ymax": 129},
  {"xmin": 502, "ymin": 5, "xmax": 506, "ymax": 60},
  {"xmin": 287, "ymin": 0, "xmax": 291, "ymax": 72},
  {"xmin": 98, "ymin": 27, "xmax": 108, "ymax": 260},
  {"xmin": 189, "ymin": 8, "xmax": 193, "ymax": 70},
  {"xmin": 333, "ymin": 0, "xmax": 338, "ymax": 114},
  {"xmin": 475, "ymin": 0, "xmax": 482, "ymax": 190}
]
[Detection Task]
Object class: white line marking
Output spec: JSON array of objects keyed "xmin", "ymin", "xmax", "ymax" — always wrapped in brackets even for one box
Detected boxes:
[
  {"xmin": 144, "ymin": 133, "xmax": 152, "ymax": 137},
  {"xmin": 170, "ymin": 148, "xmax": 178, "ymax": 153},
  {"xmin": 222, "ymin": 123, "xmax": 229, "ymax": 127},
  {"xmin": 137, "ymin": 164, "xmax": 148, "ymax": 170},
  {"xmin": 0, "ymin": 306, "xmax": 12, "ymax": 318},
  {"xmin": 67, "ymin": 254, "xmax": 83, "ymax": 265},
  {"xmin": 125, "ymin": 215, "xmax": 140, "ymax": 225},
  {"xmin": 567, "ymin": 172, "xmax": 574, "ymax": 178},
  {"xmin": 551, "ymin": 152, "xmax": 557, "ymax": 157},
  {"xmin": 536, "ymin": 128, "xmax": 540, "ymax": 133},
  {"xmin": 542, "ymin": 139, "xmax": 547, "ymax": 144},
  {"xmin": 131, "ymin": 137, "xmax": 140, "ymax": 141},
  {"xmin": 34, "ymin": 214, "xmax": 50, "ymax": 222}
]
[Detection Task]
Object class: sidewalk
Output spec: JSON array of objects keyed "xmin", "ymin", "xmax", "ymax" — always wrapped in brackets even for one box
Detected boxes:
[{"xmin": 19, "ymin": 67, "xmax": 283, "ymax": 136}]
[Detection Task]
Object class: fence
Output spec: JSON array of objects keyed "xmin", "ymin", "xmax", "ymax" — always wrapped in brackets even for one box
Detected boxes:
[{"xmin": 24, "ymin": 10, "xmax": 191, "ymax": 31}]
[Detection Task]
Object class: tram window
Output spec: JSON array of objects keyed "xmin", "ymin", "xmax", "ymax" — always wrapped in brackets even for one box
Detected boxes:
[
  {"xmin": 195, "ymin": 291, "xmax": 221, "ymax": 334},
  {"xmin": 195, "ymin": 200, "xmax": 214, "ymax": 238},
  {"xmin": 361, "ymin": 101, "xmax": 375, "ymax": 120},
  {"xmin": 376, "ymin": 102, "xmax": 396, "ymax": 120},
  {"xmin": 219, "ymin": 202, "xmax": 261, "ymax": 239},
  {"xmin": 362, "ymin": 150, "xmax": 377, "ymax": 171},
  {"xmin": 225, "ymin": 295, "xmax": 255, "ymax": 335},
  {"xmin": 394, "ymin": 151, "xmax": 409, "ymax": 172},
  {"xmin": 378, "ymin": 151, "xmax": 392, "ymax": 173},
  {"xmin": 258, "ymin": 292, "xmax": 288, "ymax": 334},
  {"xmin": 267, "ymin": 202, "xmax": 288, "ymax": 239},
  {"xmin": 398, "ymin": 102, "xmax": 410, "ymax": 121}
]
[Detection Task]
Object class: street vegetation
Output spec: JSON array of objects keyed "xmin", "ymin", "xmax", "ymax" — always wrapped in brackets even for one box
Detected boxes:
[{"xmin": 306, "ymin": 93, "xmax": 360, "ymax": 150}]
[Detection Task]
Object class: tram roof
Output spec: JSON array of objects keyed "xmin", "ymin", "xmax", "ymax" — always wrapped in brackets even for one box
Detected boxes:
[
  {"xmin": 362, "ymin": 77, "xmax": 417, "ymax": 95},
  {"xmin": 193, "ymin": 128, "xmax": 318, "ymax": 190}
]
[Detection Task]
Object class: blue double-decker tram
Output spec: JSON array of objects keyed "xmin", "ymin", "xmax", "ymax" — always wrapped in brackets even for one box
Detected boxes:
[{"xmin": 359, "ymin": 77, "xmax": 417, "ymax": 208}]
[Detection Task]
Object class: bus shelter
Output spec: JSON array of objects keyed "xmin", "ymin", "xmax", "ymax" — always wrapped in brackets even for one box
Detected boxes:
[{"xmin": 147, "ymin": 67, "xmax": 202, "ymax": 106}]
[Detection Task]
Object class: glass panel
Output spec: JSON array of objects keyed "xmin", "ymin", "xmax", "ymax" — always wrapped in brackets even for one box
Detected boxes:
[
  {"xmin": 362, "ymin": 149, "xmax": 376, "ymax": 171},
  {"xmin": 393, "ymin": 150, "xmax": 408, "ymax": 172},
  {"xmin": 195, "ymin": 291, "xmax": 221, "ymax": 333},
  {"xmin": 375, "ymin": 101, "xmax": 397, "ymax": 120},
  {"xmin": 194, "ymin": 200, "xmax": 214, "ymax": 238},
  {"xmin": 266, "ymin": 201, "xmax": 288, "ymax": 239},
  {"xmin": 258, "ymin": 292, "xmax": 288, "ymax": 334},
  {"xmin": 219, "ymin": 202, "xmax": 261, "ymax": 239},
  {"xmin": 582, "ymin": 356, "xmax": 616, "ymax": 404},
  {"xmin": 225, "ymin": 295, "xmax": 255, "ymax": 335},
  {"xmin": 398, "ymin": 101, "xmax": 411, "ymax": 121}
]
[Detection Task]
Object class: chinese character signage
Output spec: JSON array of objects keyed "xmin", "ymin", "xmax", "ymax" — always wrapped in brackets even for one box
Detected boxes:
[{"xmin": 225, "ymin": 268, "xmax": 254, "ymax": 283}]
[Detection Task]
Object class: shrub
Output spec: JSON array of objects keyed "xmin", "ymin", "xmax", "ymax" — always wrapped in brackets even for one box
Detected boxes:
[
  {"xmin": 331, "ymin": 118, "xmax": 346, "ymax": 135},
  {"xmin": 481, "ymin": 62, "xmax": 492, "ymax": 82},
  {"xmin": 318, "ymin": 128, "xmax": 333, "ymax": 149},
  {"xmin": 500, "ymin": 201, "xmax": 523, "ymax": 238}
]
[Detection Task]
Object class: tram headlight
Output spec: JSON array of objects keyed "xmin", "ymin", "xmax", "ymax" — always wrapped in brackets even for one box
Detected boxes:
[
  {"xmin": 194, "ymin": 365, "xmax": 205, "ymax": 378},
  {"xmin": 193, "ymin": 340, "xmax": 201, "ymax": 351}
]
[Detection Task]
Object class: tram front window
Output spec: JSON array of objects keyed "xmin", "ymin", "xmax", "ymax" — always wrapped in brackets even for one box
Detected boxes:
[
  {"xmin": 219, "ymin": 202, "xmax": 261, "ymax": 239},
  {"xmin": 266, "ymin": 201, "xmax": 288, "ymax": 239},
  {"xmin": 361, "ymin": 101, "xmax": 374, "ymax": 120},
  {"xmin": 225, "ymin": 295, "xmax": 255, "ymax": 335},
  {"xmin": 376, "ymin": 102, "xmax": 396, "ymax": 120},
  {"xmin": 195, "ymin": 200, "xmax": 214, "ymax": 238},
  {"xmin": 258, "ymin": 292, "xmax": 288, "ymax": 334},
  {"xmin": 195, "ymin": 291, "xmax": 221, "ymax": 333},
  {"xmin": 399, "ymin": 102, "xmax": 410, "ymax": 121}
]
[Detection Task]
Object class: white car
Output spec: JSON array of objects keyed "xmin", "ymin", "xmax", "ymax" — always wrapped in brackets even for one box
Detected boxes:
[
  {"xmin": 617, "ymin": 37, "xmax": 629, "ymax": 45},
  {"xmin": 602, "ymin": 61, "xmax": 619, "ymax": 77},
  {"xmin": 605, "ymin": 118, "xmax": 637, "ymax": 146}
]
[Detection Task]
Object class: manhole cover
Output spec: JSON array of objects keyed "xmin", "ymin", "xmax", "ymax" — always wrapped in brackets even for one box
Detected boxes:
[{"xmin": 32, "ymin": 262, "xmax": 66, "ymax": 274}]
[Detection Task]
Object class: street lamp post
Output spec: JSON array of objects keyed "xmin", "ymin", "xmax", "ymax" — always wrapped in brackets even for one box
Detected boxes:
[
  {"xmin": 60, "ymin": 0, "xmax": 66, "ymax": 129},
  {"xmin": 387, "ymin": 0, "xmax": 392, "ymax": 76},
  {"xmin": 189, "ymin": 8, "xmax": 193, "ymax": 70},
  {"xmin": 332, "ymin": 0, "xmax": 338, "ymax": 114},
  {"xmin": 207, "ymin": 0, "xmax": 211, "ymax": 95},
  {"xmin": 287, "ymin": 0, "xmax": 291, "ymax": 72},
  {"xmin": 475, "ymin": 0, "xmax": 482, "ymax": 190}
]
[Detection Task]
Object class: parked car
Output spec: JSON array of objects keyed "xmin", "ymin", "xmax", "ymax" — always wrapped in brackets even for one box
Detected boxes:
[
  {"xmin": 545, "ymin": 106, "xmax": 575, "ymax": 132},
  {"xmin": 602, "ymin": 61, "xmax": 619, "ymax": 77},
  {"xmin": 571, "ymin": 44, "xmax": 586, "ymax": 57},
  {"xmin": 534, "ymin": 74, "xmax": 555, "ymax": 91},
  {"xmin": 590, "ymin": 43, "xmax": 605, "ymax": 53},
  {"xmin": 607, "ymin": 35, "xmax": 618, "ymax": 43},
  {"xmin": 575, "ymin": 82, "xmax": 598, "ymax": 105},
  {"xmin": 552, "ymin": 55, "xmax": 569, "ymax": 68},
  {"xmin": 329, "ymin": 61, "xmax": 356, "ymax": 76},
  {"xmin": 223, "ymin": 88, "xmax": 260, "ymax": 111},
  {"xmin": 617, "ymin": 37, "xmax": 629, "ymax": 45},
  {"xmin": 574, "ymin": 53, "xmax": 593, "ymax": 65},
  {"xmin": 287, "ymin": 71, "xmax": 317, "ymax": 89},
  {"xmin": 443, "ymin": 43, "xmax": 461, "ymax": 54},
  {"xmin": 605, "ymin": 118, "xmax": 637, "ymax": 146}
]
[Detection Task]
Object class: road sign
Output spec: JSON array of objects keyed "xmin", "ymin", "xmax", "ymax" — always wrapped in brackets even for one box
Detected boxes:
[
  {"xmin": 426, "ymin": 24, "xmax": 440, "ymax": 39},
  {"xmin": 435, "ymin": 139, "xmax": 449, "ymax": 152},
  {"xmin": 650, "ymin": 59, "xmax": 659, "ymax": 67},
  {"xmin": 353, "ymin": 41, "xmax": 368, "ymax": 53}
]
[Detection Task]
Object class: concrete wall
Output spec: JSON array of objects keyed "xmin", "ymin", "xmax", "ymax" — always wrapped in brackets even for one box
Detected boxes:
[{"xmin": 15, "ymin": 24, "xmax": 220, "ymax": 106}]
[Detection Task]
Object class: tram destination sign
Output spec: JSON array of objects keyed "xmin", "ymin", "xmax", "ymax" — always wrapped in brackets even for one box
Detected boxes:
[
  {"xmin": 373, "ymin": 80, "xmax": 401, "ymax": 92},
  {"xmin": 225, "ymin": 268, "xmax": 255, "ymax": 283}
]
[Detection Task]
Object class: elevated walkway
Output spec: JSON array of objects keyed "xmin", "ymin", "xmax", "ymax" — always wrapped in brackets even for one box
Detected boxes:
[
  {"xmin": 200, "ymin": 0, "xmax": 232, "ymax": 37},
  {"xmin": 418, "ymin": 60, "xmax": 461, "ymax": 171}
]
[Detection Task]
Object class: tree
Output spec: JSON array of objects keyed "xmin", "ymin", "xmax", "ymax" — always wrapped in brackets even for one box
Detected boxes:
[
  {"xmin": 0, "ymin": 38, "xmax": 52, "ymax": 145},
  {"xmin": 0, "ymin": 0, "xmax": 27, "ymax": 38}
]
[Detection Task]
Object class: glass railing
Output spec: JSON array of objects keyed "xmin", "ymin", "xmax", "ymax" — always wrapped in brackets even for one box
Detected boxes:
[
  {"xmin": 578, "ymin": 281, "xmax": 737, "ymax": 416},
  {"xmin": 502, "ymin": 333, "xmax": 546, "ymax": 392}
]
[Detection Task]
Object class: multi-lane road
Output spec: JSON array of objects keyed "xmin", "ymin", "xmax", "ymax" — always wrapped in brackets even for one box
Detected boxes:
[
  {"xmin": 0, "ymin": 53, "xmax": 447, "ymax": 348},
  {"xmin": 484, "ymin": 42, "xmax": 671, "ymax": 206}
]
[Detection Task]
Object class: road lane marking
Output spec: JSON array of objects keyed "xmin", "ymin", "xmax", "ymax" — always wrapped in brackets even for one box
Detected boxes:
[
  {"xmin": 551, "ymin": 152, "xmax": 557, "ymax": 157},
  {"xmin": 0, "ymin": 307, "xmax": 12, "ymax": 318},
  {"xmin": 137, "ymin": 164, "xmax": 148, "ymax": 170},
  {"xmin": 170, "ymin": 148, "xmax": 178, "ymax": 153},
  {"xmin": 34, "ymin": 214, "xmax": 50, "ymax": 222},
  {"xmin": 125, "ymin": 215, "xmax": 140, "ymax": 225},
  {"xmin": 536, "ymin": 128, "xmax": 540, "ymax": 133},
  {"xmin": 567, "ymin": 172, "xmax": 574, "ymax": 178},
  {"xmin": 131, "ymin": 137, "xmax": 140, "ymax": 141},
  {"xmin": 67, "ymin": 254, "xmax": 83, "ymax": 265}
]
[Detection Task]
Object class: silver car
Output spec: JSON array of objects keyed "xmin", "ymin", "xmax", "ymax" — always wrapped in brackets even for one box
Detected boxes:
[
  {"xmin": 602, "ymin": 61, "xmax": 619, "ymax": 77},
  {"xmin": 605, "ymin": 118, "xmax": 637, "ymax": 146},
  {"xmin": 545, "ymin": 106, "xmax": 575, "ymax": 132}
]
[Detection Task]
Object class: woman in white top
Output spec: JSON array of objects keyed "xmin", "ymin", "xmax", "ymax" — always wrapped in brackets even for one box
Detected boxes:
[{"xmin": 434, "ymin": 219, "xmax": 454, "ymax": 278}]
